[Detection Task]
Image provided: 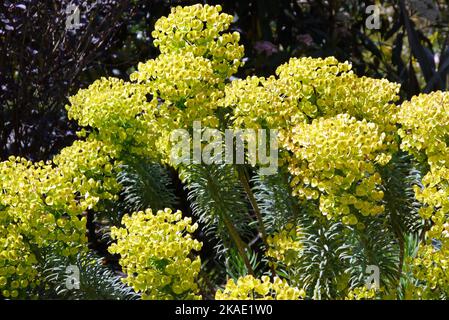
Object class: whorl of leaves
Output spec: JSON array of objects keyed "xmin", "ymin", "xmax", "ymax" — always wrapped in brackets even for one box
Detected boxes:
[
  {"xmin": 37, "ymin": 250, "xmax": 138, "ymax": 300},
  {"xmin": 179, "ymin": 164, "xmax": 254, "ymax": 258}
]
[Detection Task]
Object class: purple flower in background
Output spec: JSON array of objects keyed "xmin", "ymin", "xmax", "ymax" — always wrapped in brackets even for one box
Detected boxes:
[
  {"xmin": 297, "ymin": 34, "xmax": 314, "ymax": 47},
  {"xmin": 254, "ymin": 40, "xmax": 278, "ymax": 56}
]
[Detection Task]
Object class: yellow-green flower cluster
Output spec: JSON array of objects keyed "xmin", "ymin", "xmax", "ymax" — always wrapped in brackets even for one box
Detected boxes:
[
  {"xmin": 398, "ymin": 91, "xmax": 449, "ymax": 166},
  {"xmin": 67, "ymin": 5, "xmax": 244, "ymax": 164},
  {"xmin": 414, "ymin": 167, "xmax": 449, "ymax": 226},
  {"xmin": 225, "ymin": 57, "xmax": 352, "ymax": 130},
  {"xmin": 151, "ymin": 4, "xmax": 244, "ymax": 78},
  {"xmin": 266, "ymin": 224, "xmax": 302, "ymax": 267},
  {"xmin": 225, "ymin": 57, "xmax": 400, "ymax": 163},
  {"xmin": 0, "ymin": 225, "xmax": 38, "ymax": 298},
  {"xmin": 412, "ymin": 238, "xmax": 449, "ymax": 299},
  {"xmin": 282, "ymin": 114, "xmax": 390, "ymax": 224},
  {"xmin": 345, "ymin": 286, "xmax": 380, "ymax": 300},
  {"xmin": 0, "ymin": 138, "xmax": 119, "ymax": 297},
  {"xmin": 51, "ymin": 138, "xmax": 121, "ymax": 211},
  {"xmin": 215, "ymin": 275, "xmax": 305, "ymax": 300},
  {"xmin": 275, "ymin": 57, "xmax": 353, "ymax": 122},
  {"xmin": 400, "ymin": 92, "xmax": 449, "ymax": 234},
  {"xmin": 0, "ymin": 158, "xmax": 86, "ymax": 250},
  {"xmin": 276, "ymin": 57, "xmax": 401, "ymax": 135},
  {"xmin": 109, "ymin": 208, "xmax": 203, "ymax": 300},
  {"xmin": 66, "ymin": 77, "xmax": 157, "ymax": 158},
  {"xmin": 130, "ymin": 52, "xmax": 223, "ymax": 155},
  {"xmin": 397, "ymin": 91, "xmax": 449, "ymax": 296},
  {"xmin": 224, "ymin": 75, "xmax": 302, "ymax": 129}
]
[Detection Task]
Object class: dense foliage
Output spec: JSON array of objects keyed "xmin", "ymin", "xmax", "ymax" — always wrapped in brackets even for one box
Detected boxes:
[
  {"xmin": 3, "ymin": 0, "xmax": 449, "ymax": 161},
  {"xmin": 1, "ymin": 3, "xmax": 449, "ymax": 300}
]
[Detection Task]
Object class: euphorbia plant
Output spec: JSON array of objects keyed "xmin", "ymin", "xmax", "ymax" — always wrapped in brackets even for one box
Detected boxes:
[{"xmin": 1, "ymin": 4, "xmax": 449, "ymax": 300}]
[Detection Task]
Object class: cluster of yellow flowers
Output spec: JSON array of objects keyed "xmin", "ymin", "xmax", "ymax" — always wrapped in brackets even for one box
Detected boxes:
[
  {"xmin": 215, "ymin": 275, "xmax": 305, "ymax": 300},
  {"xmin": 345, "ymin": 286, "xmax": 380, "ymax": 300},
  {"xmin": 266, "ymin": 224, "xmax": 302, "ymax": 267},
  {"xmin": 52, "ymin": 139, "xmax": 121, "ymax": 208},
  {"xmin": 224, "ymin": 75, "xmax": 298, "ymax": 129},
  {"xmin": 66, "ymin": 78, "xmax": 157, "ymax": 158},
  {"xmin": 0, "ymin": 138, "xmax": 119, "ymax": 297},
  {"xmin": 108, "ymin": 208, "xmax": 203, "ymax": 300},
  {"xmin": 226, "ymin": 56, "xmax": 399, "ymax": 134},
  {"xmin": 67, "ymin": 4, "xmax": 246, "ymax": 165},
  {"xmin": 0, "ymin": 227, "xmax": 38, "ymax": 298},
  {"xmin": 4, "ymin": 3, "xmax": 449, "ymax": 300},
  {"xmin": 282, "ymin": 114, "xmax": 390, "ymax": 224},
  {"xmin": 131, "ymin": 52, "xmax": 223, "ymax": 104},
  {"xmin": 151, "ymin": 4, "xmax": 244, "ymax": 78},
  {"xmin": 275, "ymin": 57, "xmax": 352, "ymax": 124},
  {"xmin": 130, "ymin": 52, "xmax": 223, "ymax": 156},
  {"xmin": 412, "ymin": 240, "xmax": 449, "ymax": 299},
  {"xmin": 276, "ymin": 57, "xmax": 400, "ymax": 134},
  {"xmin": 398, "ymin": 91, "xmax": 449, "ymax": 165},
  {"xmin": 397, "ymin": 91, "xmax": 449, "ymax": 296},
  {"xmin": 223, "ymin": 58, "xmax": 400, "ymax": 213}
]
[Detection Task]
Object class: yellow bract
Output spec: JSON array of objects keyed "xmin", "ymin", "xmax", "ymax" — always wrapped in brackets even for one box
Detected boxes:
[
  {"xmin": 215, "ymin": 275, "xmax": 305, "ymax": 300},
  {"xmin": 282, "ymin": 114, "xmax": 390, "ymax": 224},
  {"xmin": 225, "ymin": 56, "xmax": 400, "ymax": 138},
  {"xmin": 266, "ymin": 224, "xmax": 302, "ymax": 266},
  {"xmin": 67, "ymin": 77, "xmax": 157, "ymax": 158},
  {"xmin": 345, "ymin": 286, "xmax": 380, "ymax": 300},
  {"xmin": 397, "ymin": 91, "xmax": 449, "ymax": 297},
  {"xmin": 276, "ymin": 57, "xmax": 400, "ymax": 135},
  {"xmin": 109, "ymin": 208, "xmax": 203, "ymax": 300},
  {"xmin": 152, "ymin": 4, "xmax": 244, "ymax": 78},
  {"xmin": 224, "ymin": 75, "xmax": 302, "ymax": 129},
  {"xmin": 4, "ymin": 3, "xmax": 449, "ymax": 299},
  {"xmin": 0, "ymin": 138, "xmax": 119, "ymax": 297}
]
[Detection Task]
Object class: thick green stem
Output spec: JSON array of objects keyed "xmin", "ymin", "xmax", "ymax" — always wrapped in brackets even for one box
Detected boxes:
[
  {"xmin": 201, "ymin": 166, "xmax": 255, "ymax": 276},
  {"xmin": 222, "ymin": 215, "xmax": 255, "ymax": 276},
  {"xmin": 236, "ymin": 165, "xmax": 269, "ymax": 247},
  {"xmin": 392, "ymin": 222, "xmax": 405, "ymax": 284},
  {"xmin": 236, "ymin": 165, "xmax": 279, "ymax": 277}
]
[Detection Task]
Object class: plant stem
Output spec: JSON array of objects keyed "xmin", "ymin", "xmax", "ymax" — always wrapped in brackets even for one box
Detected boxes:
[
  {"xmin": 236, "ymin": 165, "xmax": 279, "ymax": 277},
  {"xmin": 200, "ymin": 166, "xmax": 255, "ymax": 276},
  {"xmin": 236, "ymin": 165, "xmax": 269, "ymax": 247},
  {"xmin": 222, "ymin": 215, "xmax": 255, "ymax": 276}
]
